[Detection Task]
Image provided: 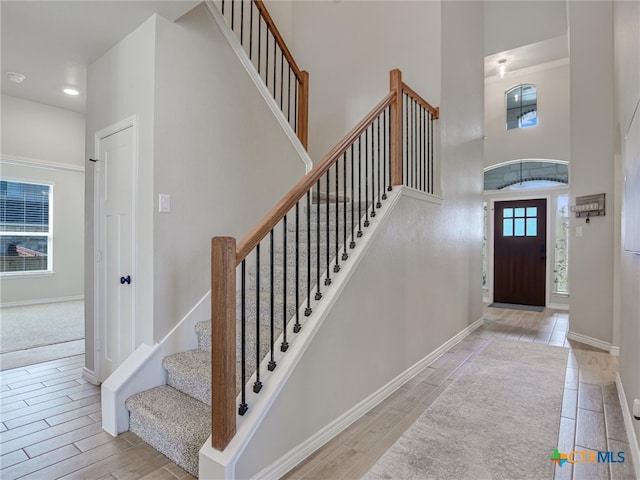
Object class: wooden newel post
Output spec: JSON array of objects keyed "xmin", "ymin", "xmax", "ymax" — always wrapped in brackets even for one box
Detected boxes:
[
  {"xmin": 211, "ymin": 237, "xmax": 237, "ymax": 451},
  {"xmin": 389, "ymin": 69, "xmax": 403, "ymax": 187},
  {"xmin": 298, "ymin": 71, "xmax": 309, "ymax": 150}
]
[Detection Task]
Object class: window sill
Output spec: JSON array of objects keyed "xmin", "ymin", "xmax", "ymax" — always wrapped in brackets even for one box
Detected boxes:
[{"xmin": 1, "ymin": 271, "xmax": 55, "ymax": 279}]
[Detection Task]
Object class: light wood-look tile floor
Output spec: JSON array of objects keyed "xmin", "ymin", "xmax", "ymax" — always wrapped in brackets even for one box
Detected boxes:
[
  {"xmin": 0, "ymin": 355, "xmax": 194, "ymax": 480},
  {"xmin": 283, "ymin": 306, "xmax": 637, "ymax": 480},
  {"xmin": 1, "ymin": 307, "xmax": 636, "ymax": 480}
]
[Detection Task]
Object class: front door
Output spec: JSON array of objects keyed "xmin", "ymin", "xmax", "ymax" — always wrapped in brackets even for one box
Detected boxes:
[
  {"xmin": 96, "ymin": 124, "xmax": 136, "ymax": 381},
  {"xmin": 494, "ymin": 199, "xmax": 547, "ymax": 306}
]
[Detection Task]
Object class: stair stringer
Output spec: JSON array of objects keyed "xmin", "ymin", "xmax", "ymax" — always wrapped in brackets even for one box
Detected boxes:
[
  {"xmin": 101, "ymin": 290, "xmax": 211, "ymax": 436},
  {"xmin": 199, "ymin": 187, "xmax": 408, "ymax": 478}
]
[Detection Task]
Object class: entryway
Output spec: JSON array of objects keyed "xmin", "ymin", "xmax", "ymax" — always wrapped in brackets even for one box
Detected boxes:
[{"xmin": 494, "ymin": 198, "xmax": 547, "ymax": 306}]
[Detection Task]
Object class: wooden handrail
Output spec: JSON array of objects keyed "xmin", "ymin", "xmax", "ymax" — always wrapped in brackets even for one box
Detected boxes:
[
  {"xmin": 254, "ymin": 0, "xmax": 303, "ymax": 80},
  {"xmin": 236, "ymin": 91, "xmax": 395, "ymax": 263},
  {"xmin": 401, "ymin": 82, "xmax": 439, "ymax": 119}
]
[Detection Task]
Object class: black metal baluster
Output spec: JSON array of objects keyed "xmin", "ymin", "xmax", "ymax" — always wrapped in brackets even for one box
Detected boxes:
[
  {"xmin": 350, "ymin": 145, "xmax": 356, "ymax": 248},
  {"xmin": 370, "ymin": 121, "xmax": 376, "ymax": 218},
  {"xmin": 404, "ymin": 94, "xmax": 409, "ymax": 186},
  {"xmin": 364, "ymin": 129, "xmax": 370, "ymax": 227},
  {"xmin": 325, "ymin": 171, "xmax": 331, "ymax": 285},
  {"xmin": 239, "ymin": 259, "xmax": 248, "ymax": 415},
  {"xmin": 357, "ymin": 137, "xmax": 363, "ymax": 237},
  {"xmin": 222, "ymin": 0, "xmax": 225, "ymax": 16},
  {"xmin": 342, "ymin": 152, "xmax": 348, "ymax": 261},
  {"xmin": 254, "ymin": 244, "xmax": 262, "ymax": 393},
  {"xmin": 265, "ymin": 25, "xmax": 269, "ymax": 91},
  {"xmin": 384, "ymin": 108, "xmax": 389, "ymax": 197},
  {"xmin": 412, "ymin": 100, "xmax": 418, "ymax": 188},
  {"xmin": 429, "ymin": 112, "xmax": 434, "ymax": 193},
  {"xmin": 240, "ymin": 0, "xmax": 244, "ymax": 45},
  {"xmin": 280, "ymin": 51, "xmax": 284, "ymax": 110},
  {"xmin": 257, "ymin": 13, "xmax": 262, "ymax": 76},
  {"xmin": 294, "ymin": 202, "xmax": 302, "ymax": 330},
  {"xmin": 419, "ymin": 107, "xmax": 423, "ymax": 192},
  {"xmin": 287, "ymin": 67, "xmax": 292, "ymax": 124},
  {"xmin": 249, "ymin": 1, "xmax": 253, "ymax": 59},
  {"xmin": 422, "ymin": 108, "xmax": 427, "ymax": 192},
  {"xmin": 294, "ymin": 78, "xmax": 299, "ymax": 134},
  {"xmin": 376, "ymin": 116, "xmax": 382, "ymax": 209},
  {"xmin": 268, "ymin": 230, "xmax": 276, "ymax": 371},
  {"xmin": 429, "ymin": 113, "xmax": 434, "ymax": 193},
  {"xmin": 272, "ymin": 31, "xmax": 277, "ymax": 99},
  {"xmin": 305, "ymin": 191, "xmax": 312, "ymax": 316},
  {"xmin": 334, "ymin": 159, "xmax": 341, "ymax": 271},
  {"xmin": 281, "ymin": 214, "xmax": 289, "ymax": 351},
  {"xmin": 315, "ymin": 180, "xmax": 322, "ymax": 300}
]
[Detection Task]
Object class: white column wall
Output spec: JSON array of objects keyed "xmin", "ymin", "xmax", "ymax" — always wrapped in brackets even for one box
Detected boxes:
[{"xmin": 567, "ymin": 1, "xmax": 615, "ymax": 344}]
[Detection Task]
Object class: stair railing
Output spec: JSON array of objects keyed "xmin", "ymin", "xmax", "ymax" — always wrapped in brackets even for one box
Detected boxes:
[
  {"xmin": 211, "ymin": 69, "xmax": 438, "ymax": 451},
  {"xmin": 214, "ymin": 0, "xmax": 309, "ymax": 148}
]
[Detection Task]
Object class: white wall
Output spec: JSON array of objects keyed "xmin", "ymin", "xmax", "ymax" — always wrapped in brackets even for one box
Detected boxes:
[
  {"xmin": 567, "ymin": 1, "xmax": 615, "ymax": 345},
  {"xmin": 484, "ymin": 1, "xmax": 567, "ymax": 56},
  {"xmin": 85, "ymin": 5, "xmax": 308, "ymax": 374},
  {"xmin": 86, "ymin": 16, "xmax": 158, "ymax": 371},
  {"xmin": 614, "ymin": 0, "xmax": 640, "ymax": 454},
  {"xmin": 484, "ymin": 64, "xmax": 570, "ymax": 167},
  {"xmin": 152, "ymin": 4, "xmax": 306, "ymax": 340},
  {"xmin": 289, "ymin": 1, "xmax": 441, "ymax": 162},
  {"xmin": 1, "ymin": 95, "xmax": 85, "ymax": 305}
]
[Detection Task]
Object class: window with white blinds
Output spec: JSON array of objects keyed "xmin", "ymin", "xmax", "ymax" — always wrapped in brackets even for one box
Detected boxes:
[{"xmin": 0, "ymin": 180, "xmax": 52, "ymax": 274}]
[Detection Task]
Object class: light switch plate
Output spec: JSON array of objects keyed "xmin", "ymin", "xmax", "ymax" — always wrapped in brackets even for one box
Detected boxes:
[
  {"xmin": 576, "ymin": 226, "xmax": 583, "ymax": 238},
  {"xmin": 159, "ymin": 194, "xmax": 171, "ymax": 213}
]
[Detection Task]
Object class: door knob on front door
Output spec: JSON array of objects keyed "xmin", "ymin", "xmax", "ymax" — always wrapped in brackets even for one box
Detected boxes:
[{"xmin": 120, "ymin": 275, "xmax": 131, "ymax": 285}]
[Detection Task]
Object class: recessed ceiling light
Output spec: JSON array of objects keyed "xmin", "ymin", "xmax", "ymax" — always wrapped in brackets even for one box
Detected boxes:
[
  {"xmin": 7, "ymin": 72, "xmax": 25, "ymax": 84},
  {"xmin": 64, "ymin": 88, "xmax": 80, "ymax": 96}
]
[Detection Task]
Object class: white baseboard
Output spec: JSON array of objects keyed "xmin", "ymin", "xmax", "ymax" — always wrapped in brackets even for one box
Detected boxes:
[
  {"xmin": 255, "ymin": 316, "xmax": 485, "ymax": 480},
  {"xmin": 566, "ymin": 331, "xmax": 614, "ymax": 354},
  {"xmin": 1, "ymin": 295, "xmax": 84, "ymax": 308},
  {"xmin": 615, "ymin": 373, "xmax": 640, "ymax": 478},
  {"xmin": 82, "ymin": 367, "xmax": 99, "ymax": 385}
]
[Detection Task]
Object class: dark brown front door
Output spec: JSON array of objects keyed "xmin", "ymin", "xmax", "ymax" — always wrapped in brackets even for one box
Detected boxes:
[{"xmin": 494, "ymin": 199, "xmax": 547, "ymax": 306}]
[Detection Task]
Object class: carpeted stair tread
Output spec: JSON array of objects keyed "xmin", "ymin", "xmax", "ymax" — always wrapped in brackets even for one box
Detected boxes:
[
  {"xmin": 126, "ymin": 385, "xmax": 211, "ymax": 477},
  {"xmin": 163, "ymin": 350, "xmax": 211, "ymax": 406}
]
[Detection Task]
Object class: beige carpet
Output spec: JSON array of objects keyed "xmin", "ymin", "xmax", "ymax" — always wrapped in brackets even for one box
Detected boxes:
[
  {"xmin": 364, "ymin": 338, "xmax": 569, "ymax": 480},
  {"xmin": 0, "ymin": 300, "xmax": 84, "ymax": 353}
]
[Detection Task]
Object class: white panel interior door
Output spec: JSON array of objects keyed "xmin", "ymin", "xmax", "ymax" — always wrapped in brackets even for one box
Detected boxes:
[{"xmin": 97, "ymin": 125, "xmax": 135, "ymax": 382}]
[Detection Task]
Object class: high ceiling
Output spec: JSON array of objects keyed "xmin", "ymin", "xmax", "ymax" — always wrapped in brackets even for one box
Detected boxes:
[
  {"xmin": 1, "ymin": 1, "xmax": 569, "ymax": 114},
  {"xmin": 1, "ymin": 1, "xmax": 198, "ymax": 113},
  {"xmin": 485, "ymin": 35, "xmax": 569, "ymax": 80}
]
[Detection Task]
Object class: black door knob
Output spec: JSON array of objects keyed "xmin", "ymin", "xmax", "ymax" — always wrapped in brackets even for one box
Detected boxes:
[{"xmin": 120, "ymin": 275, "xmax": 131, "ymax": 285}]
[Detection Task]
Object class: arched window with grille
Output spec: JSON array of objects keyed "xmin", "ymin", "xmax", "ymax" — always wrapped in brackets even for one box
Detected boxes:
[{"xmin": 506, "ymin": 84, "xmax": 537, "ymax": 130}]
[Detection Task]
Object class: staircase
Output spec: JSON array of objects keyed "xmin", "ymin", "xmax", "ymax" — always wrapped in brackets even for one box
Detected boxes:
[{"xmin": 125, "ymin": 200, "xmax": 356, "ymax": 477}]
